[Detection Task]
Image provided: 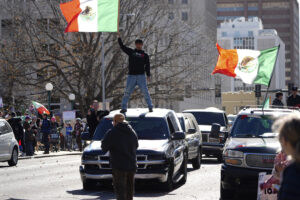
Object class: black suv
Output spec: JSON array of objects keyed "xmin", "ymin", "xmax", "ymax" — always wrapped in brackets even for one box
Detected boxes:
[
  {"xmin": 80, "ymin": 108, "xmax": 188, "ymax": 191},
  {"xmin": 177, "ymin": 113, "xmax": 202, "ymax": 169},
  {"xmin": 221, "ymin": 108, "xmax": 299, "ymax": 199}
]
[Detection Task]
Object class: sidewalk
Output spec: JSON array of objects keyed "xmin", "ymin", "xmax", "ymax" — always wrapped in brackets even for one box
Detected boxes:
[{"xmin": 19, "ymin": 151, "xmax": 82, "ymax": 160}]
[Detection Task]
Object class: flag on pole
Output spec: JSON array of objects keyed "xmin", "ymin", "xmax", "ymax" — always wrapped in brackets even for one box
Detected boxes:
[
  {"xmin": 60, "ymin": 0, "xmax": 120, "ymax": 33},
  {"xmin": 32, "ymin": 101, "xmax": 50, "ymax": 115},
  {"xmin": 263, "ymin": 98, "xmax": 270, "ymax": 109},
  {"xmin": 212, "ymin": 44, "xmax": 279, "ymax": 86}
]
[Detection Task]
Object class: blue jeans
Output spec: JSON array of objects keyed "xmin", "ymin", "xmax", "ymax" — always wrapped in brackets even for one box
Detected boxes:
[{"xmin": 121, "ymin": 75, "xmax": 153, "ymax": 110}]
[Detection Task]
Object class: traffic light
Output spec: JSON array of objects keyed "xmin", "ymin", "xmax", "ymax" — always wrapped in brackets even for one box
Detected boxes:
[
  {"xmin": 255, "ymin": 85, "xmax": 261, "ymax": 98},
  {"xmin": 215, "ymin": 84, "xmax": 221, "ymax": 98}
]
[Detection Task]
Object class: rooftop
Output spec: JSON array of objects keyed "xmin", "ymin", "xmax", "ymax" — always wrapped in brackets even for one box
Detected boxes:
[
  {"xmin": 183, "ymin": 107, "xmax": 225, "ymax": 113},
  {"xmin": 238, "ymin": 107, "xmax": 300, "ymax": 116}
]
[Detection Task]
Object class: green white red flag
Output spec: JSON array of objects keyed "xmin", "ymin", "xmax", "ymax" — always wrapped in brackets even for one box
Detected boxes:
[{"xmin": 32, "ymin": 101, "xmax": 50, "ymax": 115}]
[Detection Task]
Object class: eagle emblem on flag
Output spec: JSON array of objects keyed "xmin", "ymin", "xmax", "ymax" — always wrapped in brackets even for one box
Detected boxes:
[
  {"xmin": 238, "ymin": 56, "xmax": 258, "ymax": 73},
  {"xmin": 80, "ymin": 6, "xmax": 96, "ymax": 21}
]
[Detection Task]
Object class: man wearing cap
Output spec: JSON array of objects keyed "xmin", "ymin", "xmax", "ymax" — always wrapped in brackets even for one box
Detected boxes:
[
  {"xmin": 272, "ymin": 92, "xmax": 284, "ymax": 107},
  {"xmin": 40, "ymin": 114, "xmax": 51, "ymax": 154},
  {"xmin": 101, "ymin": 114, "xmax": 138, "ymax": 200},
  {"xmin": 118, "ymin": 33, "xmax": 153, "ymax": 114},
  {"xmin": 287, "ymin": 87, "xmax": 300, "ymax": 107}
]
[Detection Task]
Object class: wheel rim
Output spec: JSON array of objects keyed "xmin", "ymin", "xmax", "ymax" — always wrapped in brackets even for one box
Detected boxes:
[{"xmin": 13, "ymin": 149, "xmax": 18, "ymax": 163}]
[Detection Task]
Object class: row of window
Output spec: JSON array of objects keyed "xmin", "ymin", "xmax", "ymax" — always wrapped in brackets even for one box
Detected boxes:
[
  {"xmin": 217, "ymin": 6, "xmax": 258, "ymax": 12},
  {"xmin": 168, "ymin": 0, "xmax": 188, "ymax": 5},
  {"xmin": 169, "ymin": 12, "xmax": 188, "ymax": 21}
]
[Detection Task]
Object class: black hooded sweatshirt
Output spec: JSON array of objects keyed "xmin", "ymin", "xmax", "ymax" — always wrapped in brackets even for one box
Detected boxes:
[
  {"xmin": 101, "ymin": 122, "xmax": 139, "ymax": 172},
  {"xmin": 118, "ymin": 38, "xmax": 151, "ymax": 77}
]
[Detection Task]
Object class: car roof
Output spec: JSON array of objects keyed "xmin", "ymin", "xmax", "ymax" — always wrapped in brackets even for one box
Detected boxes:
[
  {"xmin": 237, "ymin": 108, "xmax": 300, "ymax": 116},
  {"xmin": 176, "ymin": 113, "xmax": 194, "ymax": 118},
  {"xmin": 106, "ymin": 108, "xmax": 173, "ymax": 119},
  {"xmin": 183, "ymin": 107, "xmax": 224, "ymax": 113}
]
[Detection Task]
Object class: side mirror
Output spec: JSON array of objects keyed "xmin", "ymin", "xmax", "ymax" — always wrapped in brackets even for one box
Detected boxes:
[
  {"xmin": 172, "ymin": 131, "xmax": 185, "ymax": 140},
  {"xmin": 210, "ymin": 123, "xmax": 221, "ymax": 138},
  {"xmin": 188, "ymin": 128, "xmax": 196, "ymax": 134},
  {"xmin": 81, "ymin": 132, "xmax": 91, "ymax": 141}
]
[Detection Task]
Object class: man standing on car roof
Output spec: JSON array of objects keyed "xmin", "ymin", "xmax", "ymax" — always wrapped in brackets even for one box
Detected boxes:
[
  {"xmin": 101, "ymin": 114, "xmax": 139, "ymax": 200},
  {"xmin": 118, "ymin": 32, "xmax": 153, "ymax": 114},
  {"xmin": 287, "ymin": 86, "xmax": 300, "ymax": 107}
]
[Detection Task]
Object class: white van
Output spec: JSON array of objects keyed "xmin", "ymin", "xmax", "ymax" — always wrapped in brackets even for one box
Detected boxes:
[{"xmin": 0, "ymin": 119, "xmax": 19, "ymax": 166}]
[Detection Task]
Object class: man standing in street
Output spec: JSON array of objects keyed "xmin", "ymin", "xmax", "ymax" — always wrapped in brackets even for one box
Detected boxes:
[
  {"xmin": 272, "ymin": 92, "xmax": 284, "ymax": 107},
  {"xmin": 118, "ymin": 33, "xmax": 153, "ymax": 114},
  {"xmin": 101, "ymin": 114, "xmax": 139, "ymax": 200},
  {"xmin": 287, "ymin": 86, "xmax": 300, "ymax": 107},
  {"xmin": 40, "ymin": 114, "xmax": 51, "ymax": 154}
]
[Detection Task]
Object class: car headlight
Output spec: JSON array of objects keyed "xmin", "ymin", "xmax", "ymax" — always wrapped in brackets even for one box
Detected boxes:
[
  {"xmin": 224, "ymin": 150, "xmax": 244, "ymax": 158},
  {"xmin": 224, "ymin": 150, "xmax": 244, "ymax": 166},
  {"xmin": 82, "ymin": 154, "xmax": 98, "ymax": 161}
]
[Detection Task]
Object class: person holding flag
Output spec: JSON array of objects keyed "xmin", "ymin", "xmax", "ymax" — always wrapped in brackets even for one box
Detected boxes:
[{"xmin": 117, "ymin": 32, "xmax": 153, "ymax": 114}]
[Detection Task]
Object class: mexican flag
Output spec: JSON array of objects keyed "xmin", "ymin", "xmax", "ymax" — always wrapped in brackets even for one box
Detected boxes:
[
  {"xmin": 212, "ymin": 44, "xmax": 279, "ymax": 86},
  {"xmin": 32, "ymin": 101, "xmax": 50, "ymax": 115},
  {"xmin": 60, "ymin": 0, "xmax": 120, "ymax": 33}
]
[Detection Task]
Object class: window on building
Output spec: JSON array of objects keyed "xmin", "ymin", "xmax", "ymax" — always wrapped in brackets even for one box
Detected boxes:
[
  {"xmin": 168, "ymin": 0, "xmax": 174, "ymax": 4},
  {"xmin": 168, "ymin": 12, "xmax": 174, "ymax": 20},
  {"xmin": 182, "ymin": 0, "xmax": 188, "ymax": 4},
  {"xmin": 221, "ymin": 32, "xmax": 227, "ymax": 37},
  {"xmin": 248, "ymin": 31, "xmax": 254, "ymax": 37},
  {"xmin": 182, "ymin": 12, "xmax": 188, "ymax": 21}
]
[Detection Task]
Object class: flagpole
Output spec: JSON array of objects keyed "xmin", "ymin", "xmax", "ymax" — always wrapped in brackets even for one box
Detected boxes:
[
  {"xmin": 117, "ymin": 0, "xmax": 120, "ymax": 32},
  {"xmin": 101, "ymin": 35, "xmax": 106, "ymax": 110},
  {"xmin": 262, "ymin": 45, "xmax": 281, "ymax": 112}
]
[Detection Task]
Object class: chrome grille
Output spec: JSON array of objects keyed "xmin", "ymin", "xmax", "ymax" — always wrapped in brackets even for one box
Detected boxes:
[
  {"xmin": 245, "ymin": 154, "xmax": 275, "ymax": 169},
  {"xmin": 99, "ymin": 155, "xmax": 147, "ymax": 169}
]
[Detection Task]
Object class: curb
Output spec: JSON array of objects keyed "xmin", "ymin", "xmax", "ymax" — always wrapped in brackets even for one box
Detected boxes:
[{"xmin": 19, "ymin": 152, "xmax": 82, "ymax": 160}]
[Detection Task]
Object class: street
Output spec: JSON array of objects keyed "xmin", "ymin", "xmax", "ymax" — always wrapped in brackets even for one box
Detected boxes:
[{"xmin": 0, "ymin": 155, "xmax": 221, "ymax": 200}]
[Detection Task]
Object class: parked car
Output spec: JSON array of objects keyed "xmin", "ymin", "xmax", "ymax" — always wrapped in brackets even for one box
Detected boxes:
[
  {"xmin": 80, "ymin": 108, "xmax": 188, "ymax": 191},
  {"xmin": 0, "ymin": 119, "xmax": 19, "ymax": 166},
  {"xmin": 183, "ymin": 108, "xmax": 229, "ymax": 161},
  {"xmin": 220, "ymin": 107, "xmax": 299, "ymax": 199},
  {"xmin": 177, "ymin": 113, "xmax": 202, "ymax": 169}
]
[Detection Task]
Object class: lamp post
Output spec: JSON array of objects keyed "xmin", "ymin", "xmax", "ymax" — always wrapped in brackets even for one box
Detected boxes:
[
  {"xmin": 68, "ymin": 93, "xmax": 75, "ymax": 110},
  {"xmin": 45, "ymin": 83, "xmax": 53, "ymax": 113}
]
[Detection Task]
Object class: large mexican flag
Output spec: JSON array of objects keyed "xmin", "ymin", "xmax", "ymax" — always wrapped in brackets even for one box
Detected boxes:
[
  {"xmin": 212, "ymin": 44, "xmax": 279, "ymax": 86},
  {"xmin": 60, "ymin": 0, "xmax": 120, "ymax": 33},
  {"xmin": 32, "ymin": 101, "xmax": 50, "ymax": 115}
]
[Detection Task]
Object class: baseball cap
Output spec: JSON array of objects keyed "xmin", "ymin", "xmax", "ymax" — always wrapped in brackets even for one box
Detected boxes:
[{"xmin": 113, "ymin": 113, "xmax": 126, "ymax": 123}]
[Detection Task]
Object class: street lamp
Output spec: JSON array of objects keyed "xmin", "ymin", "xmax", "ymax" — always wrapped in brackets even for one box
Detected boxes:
[
  {"xmin": 45, "ymin": 83, "xmax": 53, "ymax": 113},
  {"xmin": 68, "ymin": 93, "xmax": 75, "ymax": 110}
]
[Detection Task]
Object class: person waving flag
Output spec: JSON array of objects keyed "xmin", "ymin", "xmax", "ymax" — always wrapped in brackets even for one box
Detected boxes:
[{"xmin": 60, "ymin": 0, "xmax": 120, "ymax": 33}]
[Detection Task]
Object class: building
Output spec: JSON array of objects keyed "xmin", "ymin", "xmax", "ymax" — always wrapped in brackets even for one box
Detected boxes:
[
  {"xmin": 218, "ymin": 17, "xmax": 286, "ymax": 93},
  {"xmin": 217, "ymin": 0, "xmax": 299, "ymax": 87},
  {"xmin": 222, "ymin": 91, "xmax": 257, "ymax": 114}
]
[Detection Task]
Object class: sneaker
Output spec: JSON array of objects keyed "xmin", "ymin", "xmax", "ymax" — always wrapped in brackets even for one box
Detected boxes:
[
  {"xmin": 149, "ymin": 108, "xmax": 153, "ymax": 112},
  {"xmin": 120, "ymin": 109, "xmax": 127, "ymax": 114}
]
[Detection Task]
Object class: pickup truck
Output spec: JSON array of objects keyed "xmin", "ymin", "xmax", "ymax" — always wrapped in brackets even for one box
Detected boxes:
[{"xmin": 80, "ymin": 108, "xmax": 188, "ymax": 191}]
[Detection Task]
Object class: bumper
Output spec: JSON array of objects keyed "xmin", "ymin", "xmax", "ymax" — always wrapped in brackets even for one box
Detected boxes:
[
  {"xmin": 203, "ymin": 143, "xmax": 224, "ymax": 156},
  {"xmin": 80, "ymin": 166, "xmax": 168, "ymax": 182},
  {"xmin": 221, "ymin": 164, "xmax": 272, "ymax": 193}
]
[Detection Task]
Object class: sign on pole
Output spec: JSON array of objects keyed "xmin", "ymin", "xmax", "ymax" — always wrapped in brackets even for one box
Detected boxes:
[{"xmin": 63, "ymin": 111, "xmax": 76, "ymax": 121}]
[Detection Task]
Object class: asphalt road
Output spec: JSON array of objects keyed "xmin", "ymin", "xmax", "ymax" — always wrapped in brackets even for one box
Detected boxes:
[{"xmin": 0, "ymin": 155, "xmax": 222, "ymax": 200}]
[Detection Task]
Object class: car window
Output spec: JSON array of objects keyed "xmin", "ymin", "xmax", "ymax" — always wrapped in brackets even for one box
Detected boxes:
[
  {"xmin": 167, "ymin": 117, "xmax": 175, "ymax": 134},
  {"xmin": 178, "ymin": 117, "xmax": 186, "ymax": 132},
  {"xmin": 188, "ymin": 112, "xmax": 226, "ymax": 126},
  {"xmin": 231, "ymin": 115, "xmax": 276, "ymax": 137},
  {"xmin": 185, "ymin": 118, "xmax": 191, "ymax": 131},
  {"xmin": 93, "ymin": 117, "xmax": 170, "ymax": 141},
  {"xmin": 0, "ymin": 121, "xmax": 10, "ymax": 135}
]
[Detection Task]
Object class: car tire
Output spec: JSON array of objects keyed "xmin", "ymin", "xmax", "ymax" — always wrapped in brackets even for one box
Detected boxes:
[
  {"xmin": 179, "ymin": 151, "xmax": 188, "ymax": 185},
  {"xmin": 8, "ymin": 147, "xmax": 18, "ymax": 166},
  {"xmin": 220, "ymin": 183, "xmax": 234, "ymax": 200},
  {"xmin": 83, "ymin": 179, "xmax": 96, "ymax": 190},
  {"xmin": 161, "ymin": 162, "xmax": 174, "ymax": 191},
  {"xmin": 192, "ymin": 147, "xmax": 202, "ymax": 170}
]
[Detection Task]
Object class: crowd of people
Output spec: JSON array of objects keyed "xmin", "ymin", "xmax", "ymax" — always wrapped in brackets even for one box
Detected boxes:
[{"xmin": 272, "ymin": 86, "xmax": 300, "ymax": 108}]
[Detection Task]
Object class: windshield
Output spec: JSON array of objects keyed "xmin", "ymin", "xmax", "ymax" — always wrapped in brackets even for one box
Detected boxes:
[
  {"xmin": 178, "ymin": 117, "xmax": 186, "ymax": 132},
  {"xmin": 188, "ymin": 112, "xmax": 225, "ymax": 126},
  {"xmin": 231, "ymin": 115, "xmax": 275, "ymax": 137},
  {"xmin": 93, "ymin": 117, "xmax": 169, "ymax": 140}
]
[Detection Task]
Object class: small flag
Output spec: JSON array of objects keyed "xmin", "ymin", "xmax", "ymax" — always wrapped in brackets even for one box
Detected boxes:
[
  {"xmin": 32, "ymin": 101, "xmax": 50, "ymax": 115},
  {"xmin": 212, "ymin": 44, "xmax": 279, "ymax": 86},
  {"xmin": 263, "ymin": 98, "xmax": 270, "ymax": 109},
  {"xmin": 60, "ymin": 0, "xmax": 119, "ymax": 33}
]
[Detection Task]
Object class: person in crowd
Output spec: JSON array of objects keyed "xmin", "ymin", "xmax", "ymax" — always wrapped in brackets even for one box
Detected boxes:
[
  {"xmin": 101, "ymin": 114, "xmax": 139, "ymax": 200},
  {"xmin": 23, "ymin": 116, "xmax": 34, "ymax": 156},
  {"xmin": 287, "ymin": 86, "xmax": 300, "ymax": 107},
  {"xmin": 50, "ymin": 117, "xmax": 60, "ymax": 152},
  {"xmin": 40, "ymin": 114, "xmax": 51, "ymax": 154},
  {"xmin": 0, "ymin": 111, "xmax": 3, "ymax": 118},
  {"xmin": 86, "ymin": 100, "xmax": 109, "ymax": 138},
  {"xmin": 272, "ymin": 92, "xmax": 284, "ymax": 107},
  {"xmin": 65, "ymin": 122, "xmax": 73, "ymax": 151},
  {"xmin": 118, "ymin": 33, "xmax": 153, "ymax": 114},
  {"xmin": 30, "ymin": 116, "xmax": 39, "ymax": 153},
  {"xmin": 74, "ymin": 118, "xmax": 83, "ymax": 152},
  {"xmin": 276, "ymin": 115, "xmax": 300, "ymax": 200},
  {"xmin": 8, "ymin": 112, "xmax": 25, "ymax": 155}
]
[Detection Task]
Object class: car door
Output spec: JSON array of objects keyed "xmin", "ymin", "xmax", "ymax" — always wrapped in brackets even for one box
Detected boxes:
[
  {"xmin": 0, "ymin": 121, "xmax": 11, "ymax": 160},
  {"xmin": 186, "ymin": 117, "xmax": 200, "ymax": 159}
]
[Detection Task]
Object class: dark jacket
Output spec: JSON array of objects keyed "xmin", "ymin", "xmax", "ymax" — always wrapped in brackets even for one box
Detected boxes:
[
  {"xmin": 41, "ymin": 119, "xmax": 50, "ymax": 134},
  {"xmin": 278, "ymin": 162, "xmax": 300, "ymax": 200},
  {"xmin": 8, "ymin": 117, "xmax": 24, "ymax": 139},
  {"xmin": 118, "ymin": 38, "xmax": 151, "ymax": 77},
  {"xmin": 287, "ymin": 95, "xmax": 300, "ymax": 107},
  {"xmin": 272, "ymin": 98, "xmax": 284, "ymax": 107},
  {"xmin": 101, "ymin": 122, "xmax": 139, "ymax": 172},
  {"xmin": 87, "ymin": 109, "xmax": 109, "ymax": 137}
]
